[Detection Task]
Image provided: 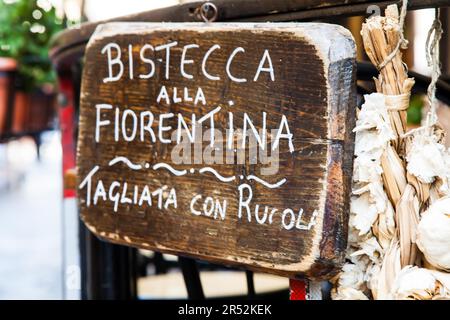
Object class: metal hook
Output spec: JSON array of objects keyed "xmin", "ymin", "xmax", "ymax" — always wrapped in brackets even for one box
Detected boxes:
[{"xmin": 198, "ymin": 2, "xmax": 218, "ymax": 23}]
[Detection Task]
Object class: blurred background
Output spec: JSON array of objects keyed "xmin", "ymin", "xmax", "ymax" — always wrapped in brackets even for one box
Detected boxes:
[{"xmin": 0, "ymin": 0, "xmax": 448, "ymax": 300}]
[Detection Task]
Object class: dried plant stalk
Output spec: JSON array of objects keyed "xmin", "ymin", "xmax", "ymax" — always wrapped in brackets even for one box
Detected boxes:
[{"xmin": 360, "ymin": 4, "xmax": 429, "ymax": 270}]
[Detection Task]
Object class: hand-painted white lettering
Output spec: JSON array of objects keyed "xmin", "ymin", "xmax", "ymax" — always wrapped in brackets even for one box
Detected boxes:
[
  {"xmin": 140, "ymin": 111, "xmax": 156, "ymax": 142},
  {"xmin": 128, "ymin": 44, "xmax": 134, "ymax": 79},
  {"xmin": 281, "ymin": 208, "xmax": 295, "ymax": 230},
  {"xmin": 93, "ymin": 179, "xmax": 107, "ymax": 205},
  {"xmin": 198, "ymin": 106, "xmax": 221, "ymax": 146},
  {"xmin": 139, "ymin": 44, "xmax": 155, "ymax": 79},
  {"xmin": 108, "ymin": 181, "xmax": 121, "ymax": 212},
  {"xmin": 79, "ymin": 165, "xmax": 100, "ymax": 206},
  {"xmin": 189, "ymin": 194, "xmax": 227, "ymax": 220},
  {"xmin": 102, "ymin": 43, "xmax": 124, "ymax": 83},
  {"xmin": 155, "ymin": 41, "xmax": 178, "ymax": 79},
  {"xmin": 101, "ymin": 43, "xmax": 274, "ymax": 83},
  {"xmin": 254, "ymin": 204, "xmax": 269, "ymax": 224},
  {"xmin": 242, "ymin": 112, "xmax": 266, "ymax": 150},
  {"xmin": 226, "ymin": 47, "xmax": 247, "ymax": 83},
  {"xmin": 190, "ymin": 194, "xmax": 202, "ymax": 215},
  {"xmin": 95, "ymin": 104, "xmax": 113, "ymax": 142},
  {"xmin": 272, "ymin": 114, "xmax": 294, "ymax": 153},
  {"xmin": 238, "ymin": 183, "xmax": 253, "ymax": 221},
  {"xmin": 254, "ymin": 49, "xmax": 275, "ymax": 82},
  {"xmin": 177, "ymin": 113, "xmax": 196, "ymax": 144},
  {"xmin": 180, "ymin": 44, "xmax": 199, "ymax": 79},
  {"xmin": 159, "ymin": 113, "xmax": 174, "ymax": 143},
  {"xmin": 121, "ymin": 109, "xmax": 138, "ymax": 141},
  {"xmin": 202, "ymin": 44, "xmax": 221, "ymax": 81},
  {"xmin": 120, "ymin": 182, "xmax": 133, "ymax": 204}
]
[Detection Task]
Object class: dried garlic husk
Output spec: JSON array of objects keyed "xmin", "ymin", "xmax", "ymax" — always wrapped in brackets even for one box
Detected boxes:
[
  {"xmin": 351, "ymin": 237, "xmax": 383, "ymax": 265},
  {"xmin": 353, "ymin": 93, "xmax": 395, "ymax": 155},
  {"xmin": 332, "ymin": 287, "xmax": 369, "ymax": 300},
  {"xmin": 374, "ymin": 201, "xmax": 396, "ymax": 250},
  {"xmin": 353, "ymin": 152, "xmax": 383, "ymax": 183},
  {"xmin": 348, "ymin": 213, "xmax": 369, "ymax": 244},
  {"xmin": 336, "ymin": 263, "xmax": 367, "ymax": 291},
  {"xmin": 416, "ymin": 197, "xmax": 450, "ymax": 271},
  {"xmin": 350, "ymin": 193, "xmax": 378, "ymax": 235},
  {"xmin": 396, "ymin": 184, "xmax": 420, "ymax": 267},
  {"xmin": 366, "ymin": 262, "xmax": 381, "ymax": 293},
  {"xmin": 375, "ymin": 240, "xmax": 401, "ymax": 299}
]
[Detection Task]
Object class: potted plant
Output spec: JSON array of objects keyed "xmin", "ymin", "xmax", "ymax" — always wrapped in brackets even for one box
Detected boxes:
[
  {"xmin": 0, "ymin": 57, "xmax": 16, "ymax": 136},
  {"xmin": 0, "ymin": 0, "xmax": 64, "ymax": 137}
]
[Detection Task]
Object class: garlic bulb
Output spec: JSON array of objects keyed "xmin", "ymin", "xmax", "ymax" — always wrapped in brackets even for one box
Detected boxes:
[
  {"xmin": 429, "ymin": 269, "xmax": 450, "ymax": 299},
  {"xmin": 416, "ymin": 197, "xmax": 450, "ymax": 271},
  {"xmin": 391, "ymin": 266, "xmax": 450, "ymax": 300},
  {"xmin": 391, "ymin": 266, "xmax": 438, "ymax": 299},
  {"xmin": 407, "ymin": 132, "xmax": 450, "ymax": 188}
]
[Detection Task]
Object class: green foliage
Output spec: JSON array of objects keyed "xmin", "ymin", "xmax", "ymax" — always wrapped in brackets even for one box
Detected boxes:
[
  {"xmin": 0, "ymin": 0, "xmax": 65, "ymax": 91},
  {"xmin": 407, "ymin": 94, "xmax": 424, "ymax": 125}
]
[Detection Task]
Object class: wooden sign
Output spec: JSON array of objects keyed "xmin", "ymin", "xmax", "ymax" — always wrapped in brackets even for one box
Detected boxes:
[{"xmin": 77, "ymin": 23, "xmax": 356, "ymax": 279}]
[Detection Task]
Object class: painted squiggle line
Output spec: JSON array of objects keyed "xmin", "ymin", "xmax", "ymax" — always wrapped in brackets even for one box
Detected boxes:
[
  {"xmin": 199, "ymin": 167, "xmax": 235, "ymax": 182},
  {"xmin": 106, "ymin": 157, "xmax": 286, "ymax": 189},
  {"xmin": 109, "ymin": 156, "xmax": 142, "ymax": 170},
  {"xmin": 247, "ymin": 175, "xmax": 286, "ymax": 189},
  {"xmin": 153, "ymin": 163, "xmax": 187, "ymax": 176}
]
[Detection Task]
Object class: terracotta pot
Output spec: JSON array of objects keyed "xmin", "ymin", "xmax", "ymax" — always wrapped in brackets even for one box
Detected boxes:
[
  {"xmin": 0, "ymin": 57, "xmax": 17, "ymax": 136},
  {"xmin": 0, "ymin": 58, "xmax": 56, "ymax": 136},
  {"xmin": 12, "ymin": 90, "xmax": 29, "ymax": 134}
]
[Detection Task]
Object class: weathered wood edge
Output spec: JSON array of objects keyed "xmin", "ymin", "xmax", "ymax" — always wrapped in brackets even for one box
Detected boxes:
[
  {"xmin": 310, "ymin": 60, "xmax": 356, "ymax": 280},
  {"xmin": 293, "ymin": 26, "xmax": 356, "ymax": 279},
  {"xmin": 77, "ymin": 23, "xmax": 357, "ymax": 279}
]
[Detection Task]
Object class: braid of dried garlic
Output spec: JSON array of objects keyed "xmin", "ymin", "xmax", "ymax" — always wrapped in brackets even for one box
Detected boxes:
[{"xmin": 332, "ymin": 3, "xmax": 450, "ymax": 300}]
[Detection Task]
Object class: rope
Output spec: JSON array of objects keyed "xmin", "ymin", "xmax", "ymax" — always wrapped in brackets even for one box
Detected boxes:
[
  {"xmin": 425, "ymin": 8, "xmax": 443, "ymax": 127},
  {"xmin": 377, "ymin": 0, "xmax": 409, "ymax": 70},
  {"xmin": 405, "ymin": 7, "xmax": 443, "ymax": 139},
  {"xmin": 385, "ymin": 93, "xmax": 411, "ymax": 111}
]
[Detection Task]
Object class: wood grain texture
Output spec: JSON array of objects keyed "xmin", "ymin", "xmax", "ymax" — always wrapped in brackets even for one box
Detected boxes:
[{"xmin": 77, "ymin": 23, "xmax": 356, "ymax": 279}]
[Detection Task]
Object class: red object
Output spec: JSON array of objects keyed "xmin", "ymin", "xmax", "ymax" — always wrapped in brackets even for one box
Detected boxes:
[
  {"xmin": 289, "ymin": 279, "xmax": 307, "ymax": 300},
  {"xmin": 58, "ymin": 75, "xmax": 76, "ymax": 199},
  {"xmin": 0, "ymin": 57, "xmax": 17, "ymax": 71}
]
